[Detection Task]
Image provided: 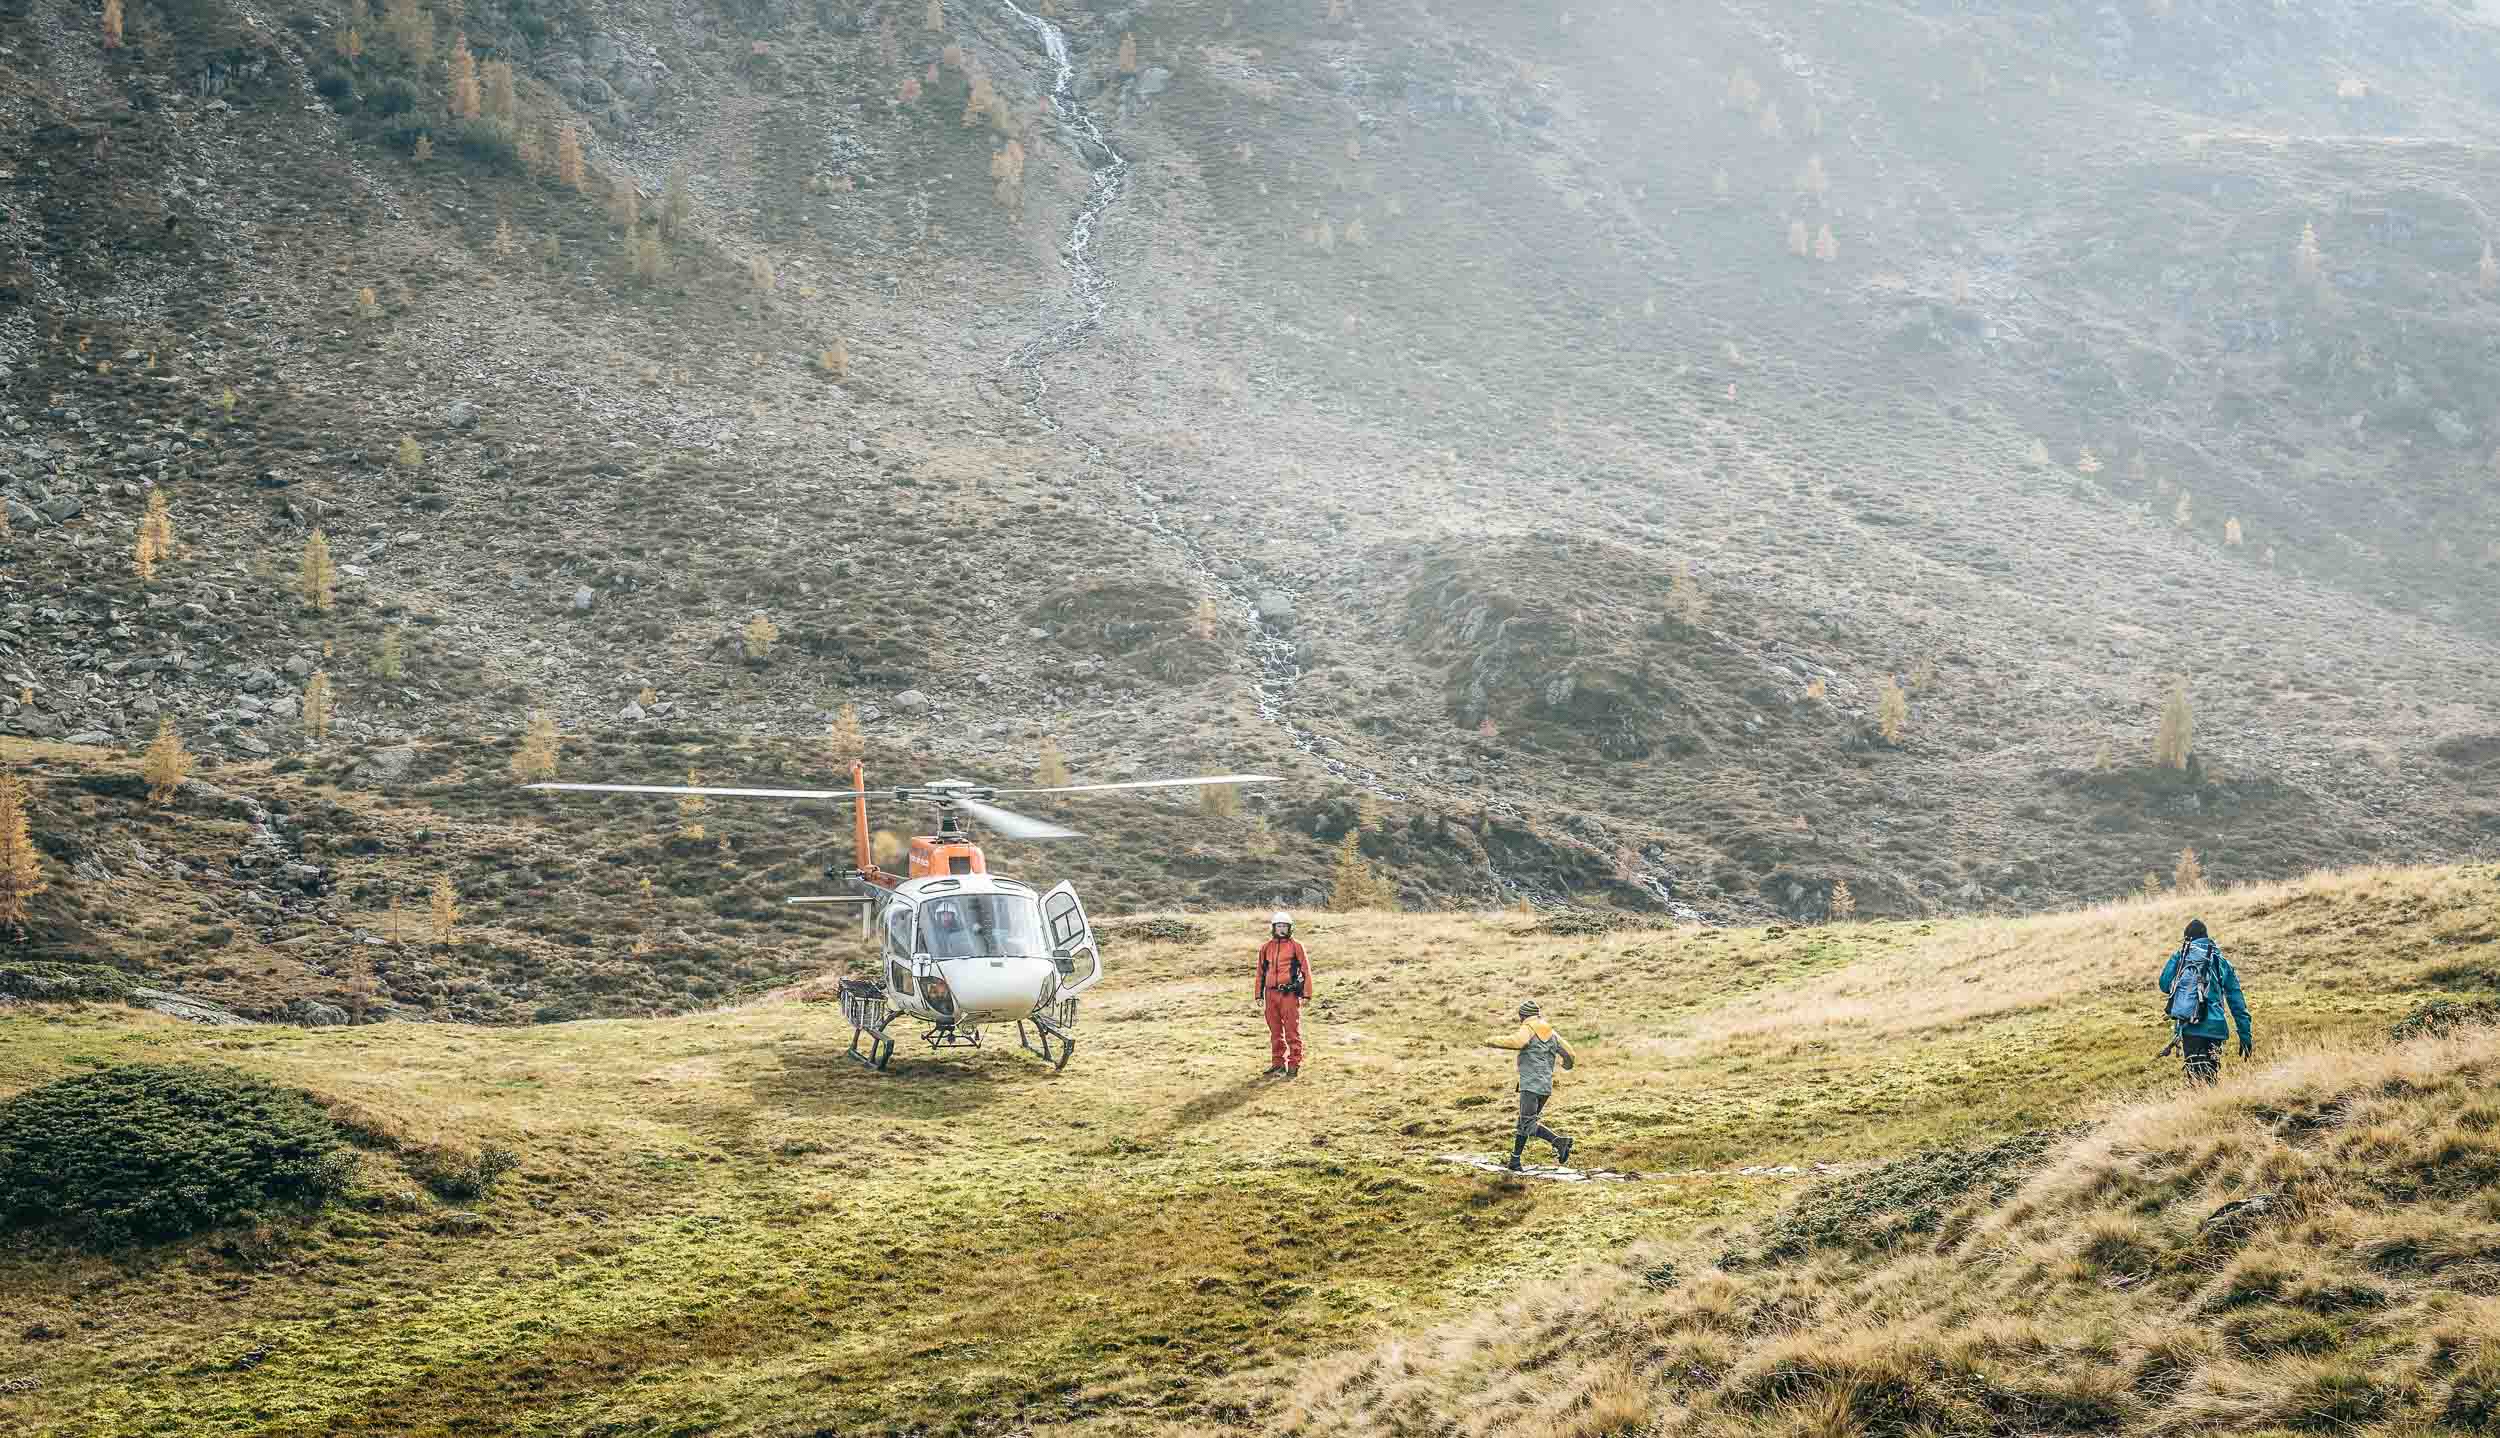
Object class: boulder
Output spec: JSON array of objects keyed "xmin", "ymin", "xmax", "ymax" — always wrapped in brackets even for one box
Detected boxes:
[
  {"xmin": 281, "ymin": 998, "xmax": 351, "ymax": 1027},
  {"xmin": 618, "ymin": 700, "xmax": 646, "ymax": 721},
  {"xmin": 1256, "ymin": 591, "xmax": 1296, "ymax": 630},
  {"xmin": 1138, "ymin": 66, "xmax": 1171, "ymax": 97},
  {"xmin": 352, "ymin": 744, "xmax": 419, "ymax": 787},
  {"xmin": 37, "ymin": 494, "xmax": 80, "ymax": 523},
  {"xmin": 573, "ymin": 585, "xmax": 596, "ymax": 613},
  {"xmin": 893, "ymin": 689, "xmax": 932, "ymax": 715},
  {"xmin": 444, "ymin": 401, "xmax": 479, "ymax": 432},
  {"xmin": 127, "ymin": 987, "xmax": 251, "ymax": 1027}
]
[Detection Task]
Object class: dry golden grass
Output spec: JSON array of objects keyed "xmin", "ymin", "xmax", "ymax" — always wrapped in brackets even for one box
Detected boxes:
[{"xmin": 1268, "ymin": 1020, "xmax": 2500, "ymax": 1438}]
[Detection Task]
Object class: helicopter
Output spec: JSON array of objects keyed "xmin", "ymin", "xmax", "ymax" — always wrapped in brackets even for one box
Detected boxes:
[{"xmin": 528, "ymin": 761, "xmax": 1275, "ymax": 1073}]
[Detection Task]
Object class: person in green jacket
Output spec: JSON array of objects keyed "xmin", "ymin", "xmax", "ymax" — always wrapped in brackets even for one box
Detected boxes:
[
  {"xmin": 1486, "ymin": 1001, "xmax": 1577, "ymax": 1171},
  {"xmin": 2160, "ymin": 918, "xmax": 2252, "ymax": 1084}
]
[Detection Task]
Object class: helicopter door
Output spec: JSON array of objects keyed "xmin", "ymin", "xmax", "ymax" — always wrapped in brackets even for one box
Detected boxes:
[
  {"xmin": 880, "ymin": 897, "xmax": 919, "ymax": 1001},
  {"xmin": 1040, "ymin": 883, "xmax": 1102, "ymax": 996}
]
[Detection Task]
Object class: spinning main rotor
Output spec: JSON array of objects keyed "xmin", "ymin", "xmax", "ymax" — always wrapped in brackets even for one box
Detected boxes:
[{"xmin": 527, "ymin": 771, "xmax": 1279, "ymax": 841}]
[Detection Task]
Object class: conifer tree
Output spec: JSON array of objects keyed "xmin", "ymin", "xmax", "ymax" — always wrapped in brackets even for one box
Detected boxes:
[
  {"xmin": 2154, "ymin": 680, "xmax": 2194, "ymax": 769},
  {"xmin": 677, "ymin": 769, "xmax": 707, "ymax": 841},
  {"xmin": 303, "ymin": 671, "xmax": 334, "ymax": 742},
  {"xmin": 1036, "ymin": 738, "xmax": 1071, "ymax": 787},
  {"xmin": 661, "ymin": 169, "xmax": 692, "ymax": 234},
  {"xmin": 484, "ymin": 60, "xmax": 517, "ymax": 128},
  {"xmin": 102, "ymin": 0, "xmax": 122, "ymax": 47},
  {"xmin": 826, "ymin": 703, "xmax": 865, "ymax": 766},
  {"xmin": 142, "ymin": 718, "xmax": 191, "ymax": 807},
  {"xmin": 609, "ymin": 174, "xmax": 639, "ymax": 230},
  {"xmin": 555, "ymin": 123, "xmax": 584, "ymax": 190},
  {"xmin": 510, "ymin": 710, "xmax": 559, "ymax": 782},
  {"xmin": 0, "ymin": 776, "xmax": 47, "ymax": 938},
  {"xmin": 2294, "ymin": 221, "xmax": 2323, "ymax": 287},
  {"xmin": 301, "ymin": 528, "xmax": 336, "ymax": 613},
  {"xmin": 2174, "ymin": 846, "xmax": 2206, "ymax": 894},
  {"xmin": 743, "ymin": 613, "xmax": 779, "ymax": 660},
  {"xmin": 1118, "ymin": 32, "xmax": 1138, "ymax": 74},
  {"xmin": 1876, "ymin": 678, "xmax": 1909, "ymax": 744},
  {"xmin": 1828, "ymin": 880, "xmax": 1855, "ymax": 922},
  {"xmin": 449, "ymin": 33, "xmax": 481, "ymax": 120},
  {"xmin": 430, "ymin": 873, "xmax": 459, "ymax": 946},
  {"xmin": 1326, "ymin": 831, "xmax": 1392, "ymax": 911}
]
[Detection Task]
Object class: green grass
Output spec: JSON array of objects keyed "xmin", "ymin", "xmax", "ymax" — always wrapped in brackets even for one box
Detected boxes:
[{"xmin": 3, "ymin": 865, "xmax": 2495, "ymax": 1435}]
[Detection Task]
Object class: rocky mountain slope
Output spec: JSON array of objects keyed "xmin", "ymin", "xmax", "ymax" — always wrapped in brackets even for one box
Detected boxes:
[{"xmin": 5, "ymin": 0, "xmax": 2500, "ymax": 993}]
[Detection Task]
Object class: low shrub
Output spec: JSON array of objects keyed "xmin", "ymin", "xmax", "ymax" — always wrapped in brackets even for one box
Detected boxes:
[
  {"xmin": 0, "ymin": 1064, "xmax": 351, "ymax": 1247},
  {"xmin": 407, "ymin": 1141, "xmax": 519, "ymax": 1201}
]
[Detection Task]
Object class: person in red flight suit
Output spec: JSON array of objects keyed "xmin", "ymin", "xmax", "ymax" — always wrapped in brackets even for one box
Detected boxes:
[{"xmin": 1255, "ymin": 910, "xmax": 1312, "ymax": 1079}]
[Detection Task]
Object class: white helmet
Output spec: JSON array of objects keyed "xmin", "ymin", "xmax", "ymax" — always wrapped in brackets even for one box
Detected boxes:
[{"xmin": 1270, "ymin": 910, "xmax": 1292, "ymax": 928}]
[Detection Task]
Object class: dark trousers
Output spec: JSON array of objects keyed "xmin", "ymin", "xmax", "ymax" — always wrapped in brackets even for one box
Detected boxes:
[
  {"xmin": 1513, "ymin": 1089, "xmax": 1564, "ymax": 1158},
  {"xmin": 2182, "ymin": 1034, "xmax": 2222, "ymax": 1085}
]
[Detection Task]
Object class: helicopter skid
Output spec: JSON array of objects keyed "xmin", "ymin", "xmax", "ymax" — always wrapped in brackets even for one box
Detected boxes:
[{"xmin": 1017, "ymin": 1013, "xmax": 1077, "ymax": 1073}]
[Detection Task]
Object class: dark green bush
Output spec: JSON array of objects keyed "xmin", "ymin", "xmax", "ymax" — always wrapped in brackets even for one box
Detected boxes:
[
  {"xmin": 312, "ymin": 66, "xmax": 355, "ymax": 104},
  {"xmin": 452, "ymin": 119, "xmax": 519, "ymax": 171},
  {"xmin": 368, "ymin": 76, "xmax": 421, "ymax": 116},
  {"xmin": 0, "ymin": 1064, "xmax": 352, "ymax": 1247}
]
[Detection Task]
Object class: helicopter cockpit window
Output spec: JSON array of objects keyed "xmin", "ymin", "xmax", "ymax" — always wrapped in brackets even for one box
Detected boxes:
[{"xmin": 917, "ymin": 895, "xmax": 1046, "ymax": 960}]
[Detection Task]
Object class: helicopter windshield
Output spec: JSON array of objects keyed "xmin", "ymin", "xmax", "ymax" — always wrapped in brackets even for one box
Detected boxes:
[{"xmin": 919, "ymin": 894, "xmax": 1047, "ymax": 960}]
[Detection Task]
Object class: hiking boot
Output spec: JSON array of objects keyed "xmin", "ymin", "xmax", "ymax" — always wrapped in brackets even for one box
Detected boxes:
[
  {"xmin": 1285, "ymin": 1065, "xmax": 1299, "ymax": 1078},
  {"xmin": 1503, "ymin": 1155, "xmax": 1523, "ymax": 1173},
  {"xmin": 1263, "ymin": 1065, "xmax": 1286, "ymax": 1078},
  {"xmin": 1553, "ymin": 1134, "xmax": 1575, "ymax": 1168}
]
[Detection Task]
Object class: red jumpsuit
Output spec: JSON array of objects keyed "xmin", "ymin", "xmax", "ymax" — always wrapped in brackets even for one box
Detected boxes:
[{"xmin": 1255, "ymin": 937, "xmax": 1312, "ymax": 1069}]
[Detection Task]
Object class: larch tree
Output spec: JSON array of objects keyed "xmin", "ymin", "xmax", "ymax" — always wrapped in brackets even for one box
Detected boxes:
[
  {"xmin": 301, "ymin": 528, "xmax": 336, "ymax": 612},
  {"xmin": 429, "ymin": 874, "xmax": 459, "ymax": 947},
  {"xmin": 303, "ymin": 671, "xmax": 335, "ymax": 743},
  {"xmin": 1876, "ymin": 679, "xmax": 1909, "ymax": 744},
  {"xmin": 2294, "ymin": 221, "xmax": 2323, "ymax": 287},
  {"xmin": 0, "ymin": 776, "xmax": 47, "ymax": 939},
  {"xmin": 1828, "ymin": 880, "xmax": 1855, "ymax": 922},
  {"xmin": 142, "ymin": 717, "xmax": 191, "ymax": 807},
  {"xmin": 103, "ymin": 0, "xmax": 122, "ymax": 47},
  {"xmin": 555, "ymin": 122, "xmax": 584, "ymax": 190},
  {"xmin": 826, "ymin": 704, "xmax": 865, "ymax": 766},
  {"xmin": 510, "ymin": 710, "xmax": 560, "ymax": 782},
  {"xmin": 449, "ymin": 33, "xmax": 481, "ymax": 120},
  {"xmin": 1118, "ymin": 32, "xmax": 1138, "ymax": 74},
  {"xmin": 1036, "ymin": 738, "xmax": 1072, "ymax": 787},
  {"xmin": 2154, "ymin": 679, "xmax": 2194, "ymax": 770},
  {"xmin": 2173, "ymin": 846, "xmax": 2206, "ymax": 894},
  {"xmin": 484, "ymin": 60, "xmax": 518, "ymax": 128}
]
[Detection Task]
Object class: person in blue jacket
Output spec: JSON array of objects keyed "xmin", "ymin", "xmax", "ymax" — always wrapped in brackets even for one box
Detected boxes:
[{"xmin": 2160, "ymin": 918, "xmax": 2252, "ymax": 1084}]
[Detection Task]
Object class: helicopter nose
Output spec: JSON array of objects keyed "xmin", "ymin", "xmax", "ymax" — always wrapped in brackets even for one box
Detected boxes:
[{"xmin": 935, "ymin": 956, "xmax": 1058, "ymax": 1022}]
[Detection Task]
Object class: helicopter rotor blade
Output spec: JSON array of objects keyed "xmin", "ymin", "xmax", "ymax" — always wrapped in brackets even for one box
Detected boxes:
[
  {"xmin": 956, "ymin": 797, "xmax": 1083, "ymax": 841},
  {"xmin": 527, "ymin": 783, "xmax": 868, "ymax": 801},
  {"xmin": 986, "ymin": 773, "xmax": 1281, "ymax": 798}
]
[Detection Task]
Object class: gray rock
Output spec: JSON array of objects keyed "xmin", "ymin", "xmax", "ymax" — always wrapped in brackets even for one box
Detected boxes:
[
  {"xmin": 352, "ymin": 744, "xmax": 419, "ymax": 787},
  {"xmin": 37, "ymin": 495, "xmax": 79, "ymax": 523},
  {"xmin": 582, "ymin": 76, "xmax": 613, "ymax": 106},
  {"xmin": 240, "ymin": 666, "xmax": 278, "ymax": 693},
  {"xmin": 1256, "ymin": 591, "xmax": 1296, "ymax": 630},
  {"xmin": 444, "ymin": 401, "xmax": 479, "ymax": 431},
  {"xmin": 1027, "ymin": 627, "xmax": 1050, "ymax": 640},
  {"xmin": 282, "ymin": 998, "xmax": 352, "ymax": 1027},
  {"xmin": 232, "ymin": 732, "xmax": 272, "ymax": 756},
  {"xmin": 1138, "ymin": 66, "xmax": 1171, "ymax": 97},
  {"xmin": 619, "ymin": 700, "xmax": 646, "ymax": 721},
  {"xmin": 8, "ymin": 711, "xmax": 64, "ymax": 738},
  {"xmin": 283, "ymin": 656, "xmax": 313, "ymax": 679},
  {"xmin": 573, "ymin": 585, "xmax": 596, "ymax": 613},
  {"xmin": 282, "ymin": 862, "xmax": 327, "ymax": 891},
  {"xmin": 587, "ymin": 33, "xmax": 618, "ymax": 66},
  {"xmin": 1, "ymin": 500, "xmax": 37, "ymax": 530},
  {"xmin": 893, "ymin": 689, "xmax": 932, "ymax": 715},
  {"xmin": 128, "ymin": 987, "xmax": 251, "ymax": 1027},
  {"xmin": 63, "ymin": 730, "xmax": 113, "ymax": 746}
]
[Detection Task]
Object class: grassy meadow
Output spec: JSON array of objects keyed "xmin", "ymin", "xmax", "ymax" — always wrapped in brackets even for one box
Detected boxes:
[{"xmin": 1, "ymin": 864, "xmax": 2494, "ymax": 1436}]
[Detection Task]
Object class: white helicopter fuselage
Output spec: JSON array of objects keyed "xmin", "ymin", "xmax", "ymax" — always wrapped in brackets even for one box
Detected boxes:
[{"xmin": 871, "ymin": 873, "xmax": 1103, "ymax": 1029}]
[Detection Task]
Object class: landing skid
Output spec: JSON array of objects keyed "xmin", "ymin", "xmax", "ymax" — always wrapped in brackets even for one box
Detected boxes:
[{"xmin": 1017, "ymin": 1013, "xmax": 1077, "ymax": 1072}]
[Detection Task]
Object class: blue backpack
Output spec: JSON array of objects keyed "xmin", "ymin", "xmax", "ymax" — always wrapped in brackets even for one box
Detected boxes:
[{"xmin": 2167, "ymin": 939, "xmax": 2219, "ymax": 1025}]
